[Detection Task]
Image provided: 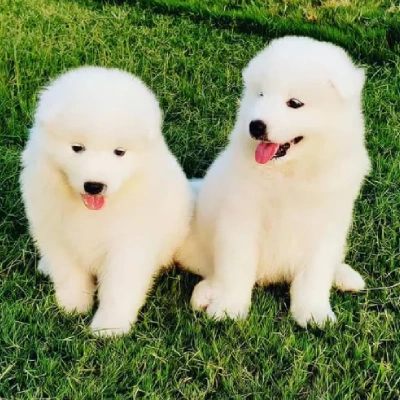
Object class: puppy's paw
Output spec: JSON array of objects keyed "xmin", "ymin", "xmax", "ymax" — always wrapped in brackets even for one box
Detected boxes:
[
  {"xmin": 291, "ymin": 301, "xmax": 336, "ymax": 328},
  {"xmin": 55, "ymin": 282, "xmax": 94, "ymax": 314},
  {"xmin": 192, "ymin": 281, "xmax": 251, "ymax": 320},
  {"xmin": 191, "ymin": 280, "xmax": 214, "ymax": 311},
  {"xmin": 334, "ymin": 263, "xmax": 365, "ymax": 292},
  {"xmin": 90, "ymin": 309, "xmax": 133, "ymax": 337},
  {"xmin": 205, "ymin": 290, "xmax": 251, "ymax": 321},
  {"xmin": 37, "ymin": 258, "xmax": 50, "ymax": 276}
]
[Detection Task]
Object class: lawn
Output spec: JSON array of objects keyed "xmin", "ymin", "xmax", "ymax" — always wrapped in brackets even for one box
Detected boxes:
[{"xmin": 1, "ymin": 0, "xmax": 400, "ymax": 398}]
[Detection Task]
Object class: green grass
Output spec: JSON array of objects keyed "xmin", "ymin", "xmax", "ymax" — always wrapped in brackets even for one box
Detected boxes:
[{"xmin": 1, "ymin": 0, "xmax": 400, "ymax": 397}]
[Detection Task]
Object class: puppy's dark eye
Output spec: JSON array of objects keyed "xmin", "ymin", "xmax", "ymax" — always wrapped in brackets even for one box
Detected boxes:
[
  {"xmin": 114, "ymin": 148, "xmax": 126, "ymax": 157},
  {"xmin": 286, "ymin": 98, "xmax": 304, "ymax": 109},
  {"xmin": 72, "ymin": 144, "xmax": 85, "ymax": 153},
  {"xmin": 259, "ymin": 91, "xmax": 264, "ymax": 97}
]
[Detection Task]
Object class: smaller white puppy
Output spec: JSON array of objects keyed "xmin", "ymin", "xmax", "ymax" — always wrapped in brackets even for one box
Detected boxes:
[
  {"xmin": 20, "ymin": 67, "xmax": 193, "ymax": 336},
  {"xmin": 178, "ymin": 36, "xmax": 370, "ymax": 327}
]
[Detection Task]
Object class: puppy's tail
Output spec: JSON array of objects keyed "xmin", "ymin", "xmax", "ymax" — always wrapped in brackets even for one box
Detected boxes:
[{"xmin": 189, "ymin": 178, "xmax": 203, "ymax": 199}]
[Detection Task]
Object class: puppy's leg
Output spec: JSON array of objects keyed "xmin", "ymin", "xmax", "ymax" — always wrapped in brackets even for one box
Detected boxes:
[
  {"xmin": 191, "ymin": 279, "xmax": 214, "ymax": 311},
  {"xmin": 334, "ymin": 263, "xmax": 365, "ymax": 292},
  {"xmin": 290, "ymin": 241, "xmax": 340, "ymax": 328},
  {"xmin": 196, "ymin": 212, "xmax": 259, "ymax": 320},
  {"xmin": 42, "ymin": 247, "xmax": 95, "ymax": 313},
  {"xmin": 37, "ymin": 257, "xmax": 50, "ymax": 276},
  {"xmin": 177, "ymin": 232, "xmax": 213, "ymax": 279},
  {"xmin": 90, "ymin": 244, "xmax": 157, "ymax": 337}
]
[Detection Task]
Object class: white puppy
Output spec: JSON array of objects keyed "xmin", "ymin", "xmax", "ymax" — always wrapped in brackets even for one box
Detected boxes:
[
  {"xmin": 178, "ymin": 36, "xmax": 370, "ymax": 327},
  {"xmin": 20, "ymin": 67, "xmax": 193, "ymax": 336}
]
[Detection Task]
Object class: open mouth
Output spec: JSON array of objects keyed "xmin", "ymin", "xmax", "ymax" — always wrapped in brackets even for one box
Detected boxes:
[
  {"xmin": 81, "ymin": 194, "xmax": 105, "ymax": 210},
  {"xmin": 255, "ymin": 136, "xmax": 303, "ymax": 164}
]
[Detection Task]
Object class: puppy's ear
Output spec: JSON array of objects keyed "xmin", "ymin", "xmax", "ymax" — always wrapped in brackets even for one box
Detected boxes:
[
  {"xmin": 145, "ymin": 105, "xmax": 163, "ymax": 142},
  {"xmin": 329, "ymin": 66, "xmax": 365, "ymax": 99},
  {"xmin": 34, "ymin": 86, "xmax": 62, "ymax": 133}
]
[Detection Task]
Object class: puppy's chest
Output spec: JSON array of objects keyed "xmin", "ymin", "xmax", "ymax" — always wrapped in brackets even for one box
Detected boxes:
[
  {"xmin": 62, "ymin": 209, "xmax": 135, "ymax": 268},
  {"xmin": 260, "ymin": 197, "xmax": 320, "ymax": 242},
  {"xmin": 258, "ymin": 184, "xmax": 330, "ymax": 264},
  {"xmin": 62, "ymin": 213, "xmax": 108, "ymax": 266}
]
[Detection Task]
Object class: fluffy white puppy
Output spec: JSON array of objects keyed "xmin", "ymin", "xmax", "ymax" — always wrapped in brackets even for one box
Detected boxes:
[
  {"xmin": 20, "ymin": 67, "xmax": 193, "ymax": 336},
  {"xmin": 178, "ymin": 36, "xmax": 370, "ymax": 327}
]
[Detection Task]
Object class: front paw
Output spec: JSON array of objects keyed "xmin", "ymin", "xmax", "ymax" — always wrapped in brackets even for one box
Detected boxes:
[
  {"xmin": 55, "ymin": 282, "xmax": 94, "ymax": 314},
  {"xmin": 191, "ymin": 280, "xmax": 214, "ymax": 311},
  {"xmin": 206, "ymin": 298, "xmax": 250, "ymax": 320},
  {"xmin": 334, "ymin": 263, "xmax": 365, "ymax": 292},
  {"xmin": 204, "ymin": 287, "xmax": 251, "ymax": 321},
  {"xmin": 90, "ymin": 309, "xmax": 134, "ymax": 337},
  {"xmin": 290, "ymin": 301, "xmax": 336, "ymax": 328},
  {"xmin": 191, "ymin": 281, "xmax": 250, "ymax": 320}
]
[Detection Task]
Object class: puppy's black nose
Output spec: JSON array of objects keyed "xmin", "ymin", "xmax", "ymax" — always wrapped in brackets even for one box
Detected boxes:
[
  {"xmin": 249, "ymin": 120, "xmax": 267, "ymax": 139},
  {"xmin": 84, "ymin": 182, "xmax": 105, "ymax": 195}
]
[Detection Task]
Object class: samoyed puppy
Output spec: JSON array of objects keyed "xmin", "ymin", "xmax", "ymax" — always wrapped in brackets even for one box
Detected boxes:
[
  {"xmin": 178, "ymin": 36, "xmax": 370, "ymax": 327},
  {"xmin": 20, "ymin": 67, "xmax": 193, "ymax": 336}
]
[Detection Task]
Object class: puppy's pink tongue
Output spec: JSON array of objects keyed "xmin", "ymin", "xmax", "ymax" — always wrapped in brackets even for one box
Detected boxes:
[
  {"xmin": 255, "ymin": 142, "xmax": 279, "ymax": 164},
  {"xmin": 81, "ymin": 194, "xmax": 105, "ymax": 210}
]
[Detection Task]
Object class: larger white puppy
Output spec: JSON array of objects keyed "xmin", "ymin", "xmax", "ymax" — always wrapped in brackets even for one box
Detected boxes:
[
  {"xmin": 178, "ymin": 36, "xmax": 370, "ymax": 327},
  {"xmin": 20, "ymin": 67, "xmax": 193, "ymax": 336}
]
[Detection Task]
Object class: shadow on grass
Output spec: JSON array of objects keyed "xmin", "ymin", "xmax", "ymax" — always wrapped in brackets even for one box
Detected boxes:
[{"xmin": 72, "ymin": 0, "xmax": 400, "ymax": 65}]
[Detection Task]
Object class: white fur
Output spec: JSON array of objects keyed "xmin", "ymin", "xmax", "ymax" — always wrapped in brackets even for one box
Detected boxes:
[
  {"xmin": 178, "ymin": 36, "xmax": 370, "ymax": 327},
  {"xmin": 20, "ymin": 67, "xmax": 193, "ymax": 336}
]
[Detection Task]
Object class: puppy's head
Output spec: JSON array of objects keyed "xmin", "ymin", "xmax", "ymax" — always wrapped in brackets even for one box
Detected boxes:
[
  {"xmin": 32, "ymin": 66, "xmax": 162, "ymax": 210},
  {"xmin": 235, "ymin": 36, "xmax": 365, "ymax": 165}
]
